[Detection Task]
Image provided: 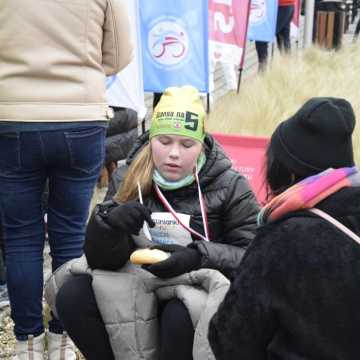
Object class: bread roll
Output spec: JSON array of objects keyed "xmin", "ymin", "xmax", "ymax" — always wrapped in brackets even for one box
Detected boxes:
[{"xmin": 130, "ymin": 248, "xmax": 170, "ymax": 265}]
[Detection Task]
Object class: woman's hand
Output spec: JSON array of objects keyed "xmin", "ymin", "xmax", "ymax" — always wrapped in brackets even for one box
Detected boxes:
[{"xmin": 142, "ymin": 244, "xmax": 201, "ymax": 278}]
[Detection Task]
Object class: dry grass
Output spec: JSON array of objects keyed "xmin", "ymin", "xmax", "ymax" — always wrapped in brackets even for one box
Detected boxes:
[{"xmin": 207, "ymin": 44, "xmax": 360, "ymax": 164}]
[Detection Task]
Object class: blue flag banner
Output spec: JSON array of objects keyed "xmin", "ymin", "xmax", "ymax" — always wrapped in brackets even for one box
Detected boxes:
[
  {"xmin": 139, "ymin": 0, "xmax": 209, "ymax": 92},
  {"xmin": 247, "ymin": 0, "xmax": 278, "ymax": 42}
]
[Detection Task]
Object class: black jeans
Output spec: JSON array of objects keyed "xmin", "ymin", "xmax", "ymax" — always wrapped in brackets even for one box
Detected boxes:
[
  {"xmin": 276, "ymin": 5, "xmax": 295, "ymax": 52},
  {"xmin": 56, "ymin": 274, "xmax": 194, "ymax": 360},
  {"xmin": 255, "ymin": 41, "xmax": 269, "ymax": 70}
]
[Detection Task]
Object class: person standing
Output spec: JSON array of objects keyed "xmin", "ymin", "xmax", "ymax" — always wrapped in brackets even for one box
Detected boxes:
[
  {"xmin": 355, "ymin": 18, "xmax": 360, "ymax": 40},
  {"xmin": 276, "ymin": 0, "xmax": 296, "ymax": 52},
  {"xmin": 0, "ymin": 1, "xmax": 133, "ymax": 359},
  {"xmin": 255, "ymin": 0, "xmax": 295, "ymax": 71}
]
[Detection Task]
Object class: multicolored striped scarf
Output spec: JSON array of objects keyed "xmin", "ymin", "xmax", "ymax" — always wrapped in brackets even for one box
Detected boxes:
[{"xmin": 257, "ymin": 167, "xmax": 360, "ymax": 226}]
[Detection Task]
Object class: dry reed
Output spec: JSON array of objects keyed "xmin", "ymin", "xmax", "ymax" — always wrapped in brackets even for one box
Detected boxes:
[{"xmin": 208, "ymin": 44, "xmax": 360, "ymax": 164}]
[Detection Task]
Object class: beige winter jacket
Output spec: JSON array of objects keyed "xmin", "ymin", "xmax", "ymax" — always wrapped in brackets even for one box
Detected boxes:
[{"xmin": 0, "ymin": 0, "xmax": 133, "ymax": 122}]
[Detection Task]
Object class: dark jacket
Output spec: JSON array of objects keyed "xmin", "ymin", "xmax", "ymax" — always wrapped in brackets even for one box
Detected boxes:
[
  {"xmin": 85, "ymin": 133, "xmax": 260, "ymax": 279},
  {"xmin": 209, "ymin": 186, "xmax": 360, "ymax": 360},
  {"xmin": 105, "ymin": 107, "xmax": 138, "ymax": 165}
]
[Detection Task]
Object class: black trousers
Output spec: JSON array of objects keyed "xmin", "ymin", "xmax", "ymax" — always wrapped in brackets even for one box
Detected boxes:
[
  {"xmin": 276, "ymin": 5, "xmax": 295, "ymax": 52},
  {"xmin": 355, "ymin": 17, "xmax": 360, "ymax": 38},
  {"xmin": 56, "ymin": 274, "xmax": 194, "ymax": 360}
]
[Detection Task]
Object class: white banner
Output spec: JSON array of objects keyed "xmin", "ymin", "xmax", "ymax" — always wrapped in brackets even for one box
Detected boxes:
[{"xmin": 106, "ymin": 0, "xmax": 146, "ymax": 119}]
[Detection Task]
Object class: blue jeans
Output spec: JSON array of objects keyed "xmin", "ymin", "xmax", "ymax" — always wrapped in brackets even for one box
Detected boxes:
[{"xmin": 0, "ymin": 127, "xmax": 105, "ymax": 340}]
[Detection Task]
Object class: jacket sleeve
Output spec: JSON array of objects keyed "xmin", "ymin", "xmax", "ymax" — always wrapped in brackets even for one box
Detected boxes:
[
  {"xmin": 190, "ymin": 175, "xmax": 260, "ymax": 279},
  {"xmin": 208, "ymin": 235, "xmax": 275, "ymax": 360},
  {"xmin": 106, "ymin": 108, "xmax": 138, "ymax": 137},
  {"xmin": 105, "ymin": 128, "xmax": 138, "ymax": 164},
  {"xmin": 102, "ymin": 0, "xmax": 133, "ymax": 75},
  {"xmin": 84, "ymin": 203, "xmax": 134, "ymax": 270}
]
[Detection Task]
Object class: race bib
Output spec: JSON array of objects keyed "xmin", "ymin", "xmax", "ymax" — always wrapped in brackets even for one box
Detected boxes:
[{"xmin": 147, "ymin": 212, "xmax": 193, "ymax": 246}]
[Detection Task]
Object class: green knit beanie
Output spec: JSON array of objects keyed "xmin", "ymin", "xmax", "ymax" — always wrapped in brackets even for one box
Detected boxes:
[{"xmin": 150, "ymin": 86, "xmax": 206, "ymax": 143}]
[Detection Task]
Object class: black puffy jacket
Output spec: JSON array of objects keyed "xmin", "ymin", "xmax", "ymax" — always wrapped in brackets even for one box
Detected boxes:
[
  {"xmin": 209, "ymin": 186, "xmax": 360, "ymax": 360},
  {"xmin": 104, "ymin": 107, "xmax": 138, "ymax": 165},
  {"xmin": 85, "ymin": 133, "xmax": 260, "ymax": 279}
]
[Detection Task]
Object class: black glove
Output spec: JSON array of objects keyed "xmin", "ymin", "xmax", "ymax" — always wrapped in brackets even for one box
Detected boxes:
[
  {"xmin": 100, "ymin": 201, "xmax": 155, "ymax": 235},
  {"xmin": 143, "ymin": 244, "xmax": 201, "ymax": 278}
]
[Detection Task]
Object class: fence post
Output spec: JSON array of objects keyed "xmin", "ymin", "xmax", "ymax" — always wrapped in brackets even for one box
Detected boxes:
[{"xmin": 304, "ymin": 0, "xmax": 316, "ymax": 48}]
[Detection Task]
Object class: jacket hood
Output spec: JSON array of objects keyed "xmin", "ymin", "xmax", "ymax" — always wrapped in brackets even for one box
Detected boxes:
[{"xmin": 126, "ymin": 132, "xmax": 232, "ymax": 187}]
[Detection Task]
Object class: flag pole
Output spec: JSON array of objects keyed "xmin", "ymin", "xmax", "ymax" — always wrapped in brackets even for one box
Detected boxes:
[
  {"xmin": 304, "ymin": 0, "xmax": 315, "ymax": 48},
  {"xmin": 237, "ymin": 68, "xmax": 243, "ymax": 94},
  {"xmin": 237, "ymin": 0, "xmax": 252, "ymax": 94},
  {"xmin": 206, "ymin": 93, "xmax": 210, "ymax": 113}
]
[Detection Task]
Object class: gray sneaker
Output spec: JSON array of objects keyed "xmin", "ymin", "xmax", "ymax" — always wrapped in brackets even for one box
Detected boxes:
[{"xmin": 0, "ymin": 284, "xmax": 10, "ymax": 309}]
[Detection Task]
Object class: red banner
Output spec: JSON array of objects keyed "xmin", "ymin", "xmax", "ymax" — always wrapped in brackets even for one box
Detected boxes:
[
  {"xmin": 209, "ymin": 0, "xmax": 251, "ymax": 66},
  {"xmin": 212, "ymin": 132, "xmax": 269, "ymax": 203}
]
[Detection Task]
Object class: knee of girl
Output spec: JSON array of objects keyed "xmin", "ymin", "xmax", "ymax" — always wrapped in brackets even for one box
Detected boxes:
[
  {"xmin": 161, "ymin": 299, "xmax": 194, "ymax": 337},
  {"xmin": 56, "ymin": 275, "xmax": 91, "ymax": 321}
]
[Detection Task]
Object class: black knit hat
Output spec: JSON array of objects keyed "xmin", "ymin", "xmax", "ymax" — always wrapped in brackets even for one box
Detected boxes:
[{"xmin": 270, "ymin": 97, "xmax": 356, "ymax": 177}]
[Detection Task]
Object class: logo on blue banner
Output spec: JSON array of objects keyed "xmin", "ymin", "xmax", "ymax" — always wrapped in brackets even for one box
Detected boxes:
[
  {"xmin": 148, "ymin": 17, "xmax": 189, "ymax": 67},
  {"xmin": 247, "ymin": 0, "xmax": 278, "ymax": 42},
  {"xmin": 250, "ymin": 0, "xmax": 267, "ymax": 24},
  {"xmin": 140, "ymin": 0, "xmax": 209, "ymax": 93}
]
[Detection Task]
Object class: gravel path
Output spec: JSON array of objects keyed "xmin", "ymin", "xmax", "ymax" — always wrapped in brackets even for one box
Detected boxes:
[{"xmin": 0, "ymin": 307, "xmax": 15, "ymax": 359}]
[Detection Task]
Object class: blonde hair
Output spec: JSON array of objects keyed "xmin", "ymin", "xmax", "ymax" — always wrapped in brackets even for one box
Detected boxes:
[{"xmin": 114, "ymin": 144, "xmax": 155, "ymax": 202}]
